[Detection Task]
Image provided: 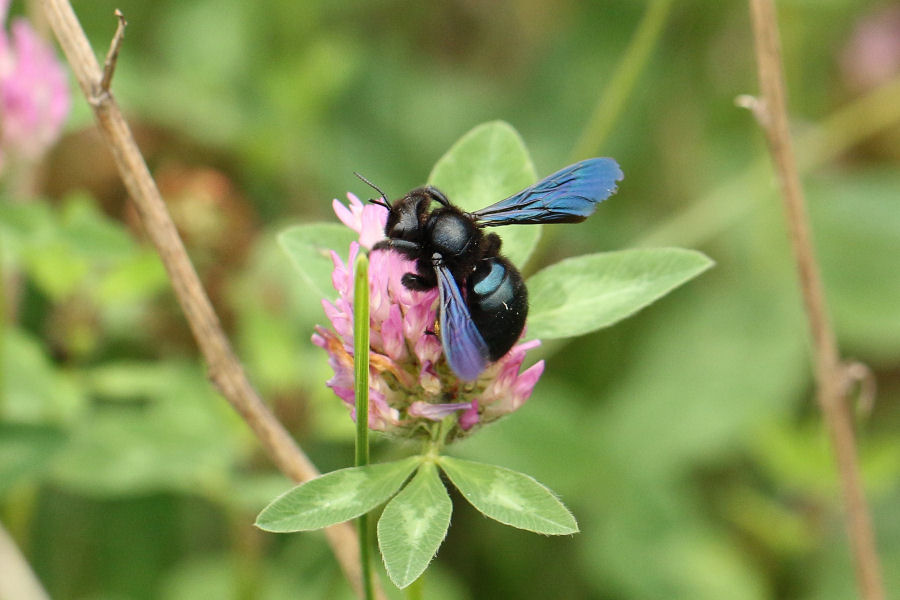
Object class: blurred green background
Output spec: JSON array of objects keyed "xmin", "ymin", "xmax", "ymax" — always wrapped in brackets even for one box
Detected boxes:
[{"xmin": 2, "ymin": 0, "xmax": 900, "ymax": 598}]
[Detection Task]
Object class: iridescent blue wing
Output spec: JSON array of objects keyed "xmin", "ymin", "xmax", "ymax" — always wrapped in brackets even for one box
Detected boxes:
[
  {"xmin": 473, "ymin": 158, "xmax": 623, "ymax": 226},
  {"xmin": 435, "ymin": 262, "xmax": 490, "ymax": 381}
]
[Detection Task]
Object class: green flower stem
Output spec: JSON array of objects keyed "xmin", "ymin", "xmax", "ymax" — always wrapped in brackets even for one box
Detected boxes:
[
  {"xmin": 570, "ymin": 0, "xmax": 674, "ymax": 161},
  {"xmin": 426, "ymin": 414, "xmax": 455, "ymax": 454},
  {"xmin": 352, "ymin": 253, "xmax": 373, "ymax": 600},
  {"xmin": 354, "ymin": 255, "xmax": 370, "ymax": 468},
  {"xmin": 533, "ymin": 0, "xmax": 672, "ymax": 268}
]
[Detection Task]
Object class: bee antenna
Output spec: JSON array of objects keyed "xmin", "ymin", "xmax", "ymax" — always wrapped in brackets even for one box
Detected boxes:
[{"xmin": 354, "ymin": 171, "xmax": 391, "ymax": 209}]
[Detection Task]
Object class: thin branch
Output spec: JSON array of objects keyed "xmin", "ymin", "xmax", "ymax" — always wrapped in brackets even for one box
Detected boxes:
[
  {"xmin": 745, "ymin": 1, "xmax": 884, "ymax": 599},
  {"xmin": 37, "ymin": 3, "xmax": 382, "ymax": 598},
  {"xmin": 528, "ymin": 0, "xmax": 673, "ymax": 271},
  {"xmin": 0, "ymin": 522, "xmax": 51, "ymax": 600},
  {"xmin": 570, "ymin": 0, "xmax": 674, "ymax": 161},
  {"xmin": 98, "ymin": 9, "xmax": 126, "ymax": 93}
]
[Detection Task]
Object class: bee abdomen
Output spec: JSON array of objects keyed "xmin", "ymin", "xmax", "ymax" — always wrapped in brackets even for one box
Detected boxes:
[{"xmin": 467, "ymin": 257, "xmax": 528, "ymax": 361}]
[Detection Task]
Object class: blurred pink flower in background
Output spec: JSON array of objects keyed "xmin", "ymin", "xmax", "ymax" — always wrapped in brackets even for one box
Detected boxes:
[
  {"xmin": 840, "ymin": 4, "xmax": 900, "ymax": 92},
  {"xmin": 313, "ymin": 193, "xmax": 544, "ymax": 442},
  {"xmin": 0, "ymin": 0, "xmax": 70, "ymax": 173}
]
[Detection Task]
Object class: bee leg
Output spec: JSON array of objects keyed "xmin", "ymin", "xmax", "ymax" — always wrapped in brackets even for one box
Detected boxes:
[
  {"xmin": 373, "ymin": 238, "xmax": 421, "ymax": 260},
  {"xmin": 400, "ymin": 256, "xmax": 438, "ymax": 290},
  {"xmin": 407, "ymin": 186, "xmax": 451, "ymax": 207},
  {"xmin": 423, "ymin": 186, "xmax": 451, "ymax": 207},
  {"xmin": 401, "ymin": 272, "xmax": 437, "ymax": 291},
  {"xmin": 482, "ymin": 232, "xmax": 503, "ymax": 256}
]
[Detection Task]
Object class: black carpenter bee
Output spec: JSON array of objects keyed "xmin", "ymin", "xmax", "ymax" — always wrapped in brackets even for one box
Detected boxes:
[{"xmin": 359, "ymin": 158, "xmax": 623, "ymax": 381}]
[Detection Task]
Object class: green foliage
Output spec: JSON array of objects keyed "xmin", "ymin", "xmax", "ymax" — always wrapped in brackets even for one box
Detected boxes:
[
  {"xmin": 278, "ymin": 224, "xmax": 357, "ymax": 300},
  {"xmin": 48, "ymin": 361, "xmax": 244, "ymax": 497},
  {"xmin": 809, "ymin": 169, "xmax": 900, "ymax": 361},
  {"xmin": 0, "ymin": 194, "xmax": 166, "ymax": 304},
  {"xmin": 228, "ymin": 232, "xmax": 336, "ymax": 401},
  {"xmin": 255, "ymin": 457, "xmax": 421, "ymax": 532},
  {"xmin": 438, "ymin": 456, "xmax": 578, "ymax": 535},
  {"xmin": 526, "ymin": 248, "xmax": 713, "ymax": 339},
  {"xmin": 0, "ymin": 423, "xmax": 66, "ymax": 495},
  {"xmin": 377, "ymin": 462, "xmax": 452, "ymax": 588},
  {"xmin": 256, "ymin": 452, "xmax": 578, "ymax": 589},
  {"xmin": 1, "ymin": 328, "xmax": 85, "ymax": 423}
]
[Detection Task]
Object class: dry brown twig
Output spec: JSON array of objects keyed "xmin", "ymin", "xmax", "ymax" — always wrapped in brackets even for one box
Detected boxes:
[
  {"xmin": 37, "ymin": 2, "xmax": 382, "ymax": 598},
  {"xmin": 98, "ymin": 9, "xmax": 126, "ymax": 93},
  {"xmin": 0, "ymin": 523, "xmax": 51, "ymax": 600},
  {"xmin": 744, "ymin": 1, "xmax": 885, "ymax": 599}
]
